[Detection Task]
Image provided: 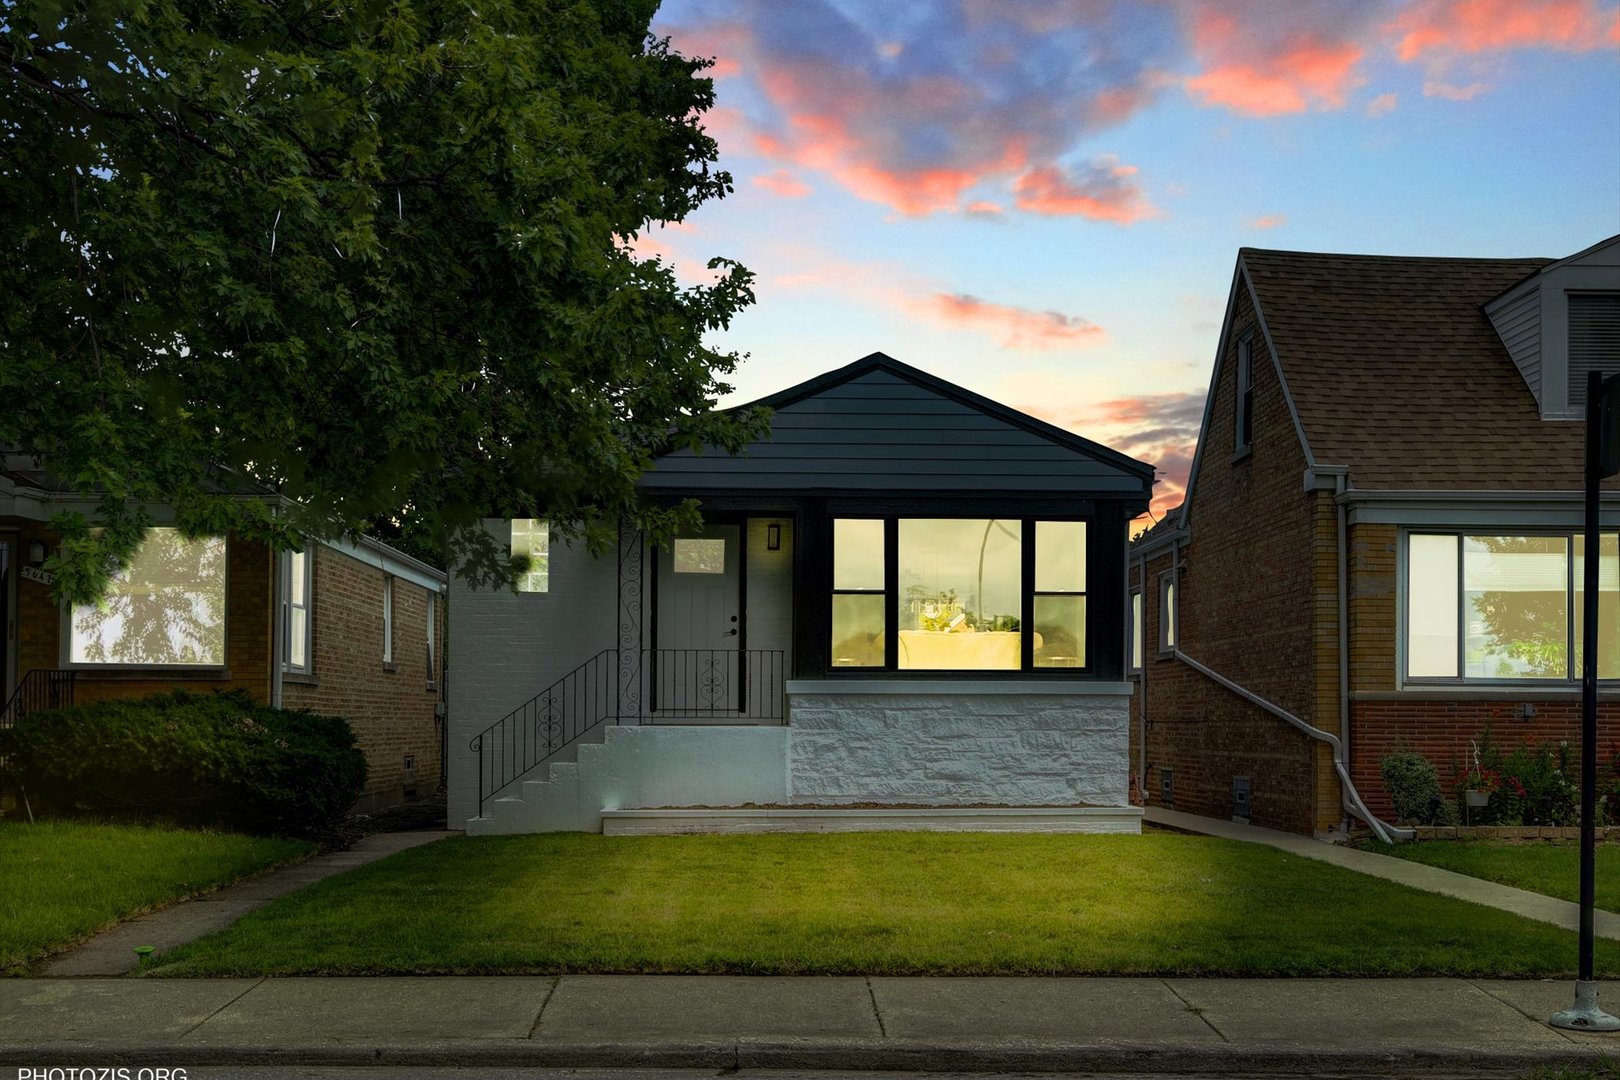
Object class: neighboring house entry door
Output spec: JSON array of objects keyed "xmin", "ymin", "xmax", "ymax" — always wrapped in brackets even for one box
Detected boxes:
[{"xmin": 653, "ymin": 524, "xmax": 742, "ymax": 715}]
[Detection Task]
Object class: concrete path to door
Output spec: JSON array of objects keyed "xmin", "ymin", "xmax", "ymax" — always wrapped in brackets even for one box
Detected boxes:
[
  {"xmin": 39, "ymin": 830, "xmax": 456, "ymax": 977},
  {"xmin": 1146, "ymin": 805, "xmax": 1620, "ymax": 940}
]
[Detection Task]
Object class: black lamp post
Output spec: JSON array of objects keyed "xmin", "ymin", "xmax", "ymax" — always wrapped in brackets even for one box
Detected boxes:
[{"xmin": 1551, "ymin": 369, "xmax": 1620, "ymax": 1033}]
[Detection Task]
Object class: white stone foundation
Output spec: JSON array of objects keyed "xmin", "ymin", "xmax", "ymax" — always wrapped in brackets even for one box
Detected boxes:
[
  {"xmin": 467, "ymin": 680, "xmax": 1135, "ymax": 833},
  {"xmin": 786, "ymin": 680, "xmax": 1131, "ymax": 808}
]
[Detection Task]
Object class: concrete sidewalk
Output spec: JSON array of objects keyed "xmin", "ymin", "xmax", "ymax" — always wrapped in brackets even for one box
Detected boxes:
[
  {"xmin": 1147, "ymin": 805, "xmax": 1620, "ymax": 941},
  {"xmin": 41, "ymin": 830, "xmax": 456, "ymax": 977},
  {"xmin": 1, "ymin": 975, "xmax": 1617, "ymax": 1074}
]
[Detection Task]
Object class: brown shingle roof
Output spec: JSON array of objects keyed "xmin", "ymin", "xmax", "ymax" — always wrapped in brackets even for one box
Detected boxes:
[{"xmin": 1239, "ymin": 247, "xmax": 1597, "ymax": 491}]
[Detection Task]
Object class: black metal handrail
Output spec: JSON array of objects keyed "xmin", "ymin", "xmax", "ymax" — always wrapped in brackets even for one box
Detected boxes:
[
  {"xmin": 645, "ymin": 648, "xmax": 786, "ymax": 720},
  {"xmin": 470, "ymin": 649, "xmax": 618, "ymax": 818},
  {"xmin": 470, "ymin": 648, "xmax": 788, "ymax": 816},
  {"xmin": 1, "ymin": 669, "xmax": 76, "ymax": 817},
  {"xmin": 1, "ymin": 669, "xmax": 76, "ymax": 731}
]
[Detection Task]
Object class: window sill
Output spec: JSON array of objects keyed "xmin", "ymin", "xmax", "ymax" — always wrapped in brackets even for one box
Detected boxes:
[
  {"xmin": 282, "ymin": 671, "xmax": 319, "ymax": 687},
  {"xmin": 1231, "ymin": 446, "xmax": 1252, "ymax": 464},
  {"xmin": 1361, "ymin": 686, "xmax": 1620, "ymax": 701},
  {"xmin": 72, "ymin": 667, "xmax": 231, "ymax": 681},
  {"xmin": 382, "ymin": 662, "xmax": 398, "ymax": 674},
  {"xmin": 788, "ymin": 678, "xmax": 1132, "ymax": 696},
  {"xmin": 426, "ymin": 680, "xmax": 439, "ymax": 692}
]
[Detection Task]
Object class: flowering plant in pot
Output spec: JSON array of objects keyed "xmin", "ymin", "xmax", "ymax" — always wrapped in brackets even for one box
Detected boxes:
[{"xmin": 1456, "ymin": 765, "xmax": 1501, "ymax": 807}]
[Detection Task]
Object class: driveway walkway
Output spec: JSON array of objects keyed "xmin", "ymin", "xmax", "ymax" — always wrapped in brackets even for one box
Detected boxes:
[
  {"xmin": 0, "ymin": 974, "xmax": 1615, "ymax": 1073},
  {"xmin": 1147, "ymin": 805, "xmax": 1620, "ymax": 940},
  {"xmin": 40, "ymin": 830, "xmax": 456, "ymax": 977}
]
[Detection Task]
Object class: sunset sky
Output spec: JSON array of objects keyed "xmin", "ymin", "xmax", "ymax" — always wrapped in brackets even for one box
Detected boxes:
[{"xmin": 641, "ymin": 0, "xmax": 1620, "ymax": 521}]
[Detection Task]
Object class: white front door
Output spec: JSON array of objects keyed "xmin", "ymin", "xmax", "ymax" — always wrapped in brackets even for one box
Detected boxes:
[{"xmin": 654, "ymin": 525, "xmax": 742, "ymax": 713}]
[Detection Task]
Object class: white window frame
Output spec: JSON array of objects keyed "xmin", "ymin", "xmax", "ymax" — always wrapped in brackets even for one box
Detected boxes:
[
  {"xmin": 282, "ymin": 547, "xmax": 313, "ymax": 674},
  {"xmin": 64, "ymin": 528, "xmax": 229, "ymax": 670},
  {"xmin": 1234, "ymin": 333, "xmax": 1254, "ymax": 454},
  {"xmin": 1158, "ymin": 573, "xmax": 1177, "ymax": 656},
  {"xmin": 1399, "ymin": 527, "xmax": 1618, "ymax": 686},
  {"xmin": 1128, "ymin": 588, "xmax": 1143, "ymax": 674},
  {"xmin": 511, "ymin": 519, "xmax": 549, "ymax": 593},
  {"xmin": 425, "ymin": 590, "xmax": 437, "ymax": 682},
  {"xmin": 382, "ymin": 574, "xmax": 394, "ymax": 664}
]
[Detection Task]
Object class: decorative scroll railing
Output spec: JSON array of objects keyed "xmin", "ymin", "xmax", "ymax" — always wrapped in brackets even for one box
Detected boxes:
[
  {"xmin": 469, "ymin": 649, "xmax": 786, "ymax": 816},
  {"xmin": 1, "ymin": 669, "xmax": 77, "ymax": 815},
  {"xmin": 0, "ymin": 669, "xmax": 76, "ymax": 732}
]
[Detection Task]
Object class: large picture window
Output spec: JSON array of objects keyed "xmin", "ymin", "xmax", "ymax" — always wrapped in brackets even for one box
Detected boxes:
[
  {"xmin": 1405, "ymin": 531, "xmax": 1618, "ymax": 682},
  {"xmin": 69, "ymin": 528, "xmax": 226, "ymax": 667},
  {"xmin": 829, "ymin": 517, "xmax": 1088, "ymax": 673}
]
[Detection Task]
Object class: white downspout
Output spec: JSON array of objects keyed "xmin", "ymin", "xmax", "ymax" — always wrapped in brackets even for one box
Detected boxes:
[{"xmin": 1172, "ymin": 648, "xmax": 1410, "ymax": 844}]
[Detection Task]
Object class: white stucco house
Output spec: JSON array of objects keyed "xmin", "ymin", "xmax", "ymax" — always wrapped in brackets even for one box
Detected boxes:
[{"xmin": 448, "ymin": 353, "xmax": 1155, "ymax": 834}]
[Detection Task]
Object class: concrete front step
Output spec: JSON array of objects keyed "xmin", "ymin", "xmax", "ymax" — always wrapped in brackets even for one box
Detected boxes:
[
  {"xmin": 601, "ymin": 805, "xmax": 1145, "ymax": 835},
  {"xmin": 467, "ymin": 725, "xmax": 791, "ymax": 834}
]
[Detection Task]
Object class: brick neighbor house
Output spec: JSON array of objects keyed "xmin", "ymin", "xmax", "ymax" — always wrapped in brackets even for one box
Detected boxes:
[
  {"xmin": 0, "ymin": 454, "xmax": 448, "ymax": 812},
  {"xmin": 1130, "ymin": 234, "xmax": 1620, "ymax": 838}
]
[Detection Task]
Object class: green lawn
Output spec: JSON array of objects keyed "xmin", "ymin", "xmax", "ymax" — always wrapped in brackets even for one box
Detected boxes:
[
  {"xmin": 1, "ymin": 820, "xmax": 312, "ymax": 973},
  {"xmin": 1363, "ymin": 839, "xmax": 1620, "ymax": 908},
  {"xmin": 150, "ymin": 831, "xmax": 1619, "ymax": 977}
]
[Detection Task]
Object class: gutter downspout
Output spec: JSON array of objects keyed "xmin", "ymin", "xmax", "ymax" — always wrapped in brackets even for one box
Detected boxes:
[
  {"xmin": 1137, "ymin": 546, "xmax": 1149, "ymax": 797},
  {"xmin": 1336, "ymin": 473, "xmax": 1351, "ymax": 833},
  {"xmin": 1172, "ymin": 647, "xmax": 1410, "ymax": 844},
  {"xmin": 269, "ymin": 533, "xmax": 284, "ymax": 709}
]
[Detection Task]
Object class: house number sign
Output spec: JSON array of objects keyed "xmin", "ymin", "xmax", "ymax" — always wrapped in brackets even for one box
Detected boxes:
[{"xmin": 20, "ymin": 565, "xmax": 54, "ymax": 586}]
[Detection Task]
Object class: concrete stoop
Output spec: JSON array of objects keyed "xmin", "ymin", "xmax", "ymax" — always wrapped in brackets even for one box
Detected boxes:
[
  {"xmin": 466, "ymin": 723, "xmax": 1144, "ymax": 836},
  {"xmin": 466, "ymin": 724, "xmax": 791, "ymax": 835}
]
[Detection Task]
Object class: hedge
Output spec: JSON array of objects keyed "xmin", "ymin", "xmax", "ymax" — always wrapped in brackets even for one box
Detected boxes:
[{"xmin": 1, "ymin": 690, "xmax": 366, "ymax": 836}]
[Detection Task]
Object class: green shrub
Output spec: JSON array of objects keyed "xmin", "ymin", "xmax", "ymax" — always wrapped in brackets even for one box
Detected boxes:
[
  {"xmin": 2, "ymin": 690, "xmax": 366, "ymax": 836},
  {"xmin": 1381, "ymin": 750, "xmax": 1452, "ymax": 825},
  {"xmin": 1500, "ymin": 742, "xmax": 1578, "ymax": 826}
]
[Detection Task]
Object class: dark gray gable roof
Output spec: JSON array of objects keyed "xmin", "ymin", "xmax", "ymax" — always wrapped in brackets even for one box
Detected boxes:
[{"xmin": 642, "ymin": 352, "xmax": 1154, "ymax": 499}]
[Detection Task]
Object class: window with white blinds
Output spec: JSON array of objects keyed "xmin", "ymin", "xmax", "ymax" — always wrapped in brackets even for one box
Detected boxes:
[{"xmin": 1566, "ymin": 293, "xmax": 1620, "ymax": 412}]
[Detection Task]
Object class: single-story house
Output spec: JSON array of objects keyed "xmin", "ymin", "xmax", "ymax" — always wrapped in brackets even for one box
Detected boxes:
[
  {"xmin": 1130, "ymin": 234, "xmax": 1620, "ymax": 837},
  {"xmin": 1, "ymin": 454, "xmax": 448, "ymax": 812},
  {"xmin": 450, "ymin": 352, "xmax": 1154, "ymax": 834}
]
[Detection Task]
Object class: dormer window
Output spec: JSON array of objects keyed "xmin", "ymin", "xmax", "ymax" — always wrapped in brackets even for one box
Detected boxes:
[
  {"xmin": 1235, "ymin": 333, "xmax": 1254, "ymax": 452},
  {"xmin": 1485, "ymin": 236, "xmax": 1620, "ymax": 419}
]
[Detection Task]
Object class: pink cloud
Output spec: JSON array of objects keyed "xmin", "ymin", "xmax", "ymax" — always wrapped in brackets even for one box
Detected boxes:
[
  {"xmin": 1011, "ymin": 161, "xmax": 1157, "ymax": 224},
  {"xmin": 1250, "ymin": 214, "xmax": 1288, "ymax": 229},
  {"xmin": 1422, "ymin": 79, "xmax": 1491, "ymax": 99},
  {"xmin": 1390, "ymin": 0, "xmax": 1620, "ymax": 61},
  {"xmin": 1365, "ymin": 91, "xmax": 1399, "ymax": 116},
  {"xmin": 1012, "ymin": 388, "xmax": 1205, "ymax": 520},
  {"xmin": 658, "ymin": 2, "xmax": 1171, "ymax": 217},
  {"xmin": 753, "ymin": 168, "xmax": 813, "ymax": 197},
  {"xmin": 921, "ymin": 294, "xmax": 1107, "ymax": 350},
  {"xmin": 1181, "ymin": 5, "xmax": 1371, "ymax": 116}
]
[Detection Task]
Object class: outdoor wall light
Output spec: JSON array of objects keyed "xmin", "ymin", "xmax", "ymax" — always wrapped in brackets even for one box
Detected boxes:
[
  {"xmin": 766, "ymin": 523, "xmax": 781, "ymax": 551},
  {"xmin": 27, "ymin": 540, "xmax": 46, "ymax": 568}
]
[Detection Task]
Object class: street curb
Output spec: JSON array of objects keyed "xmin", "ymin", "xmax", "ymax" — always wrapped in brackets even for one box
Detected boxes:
[{"xmin": 0, "ymin": 1037, "xmax": 1611, "ymax": 1074}]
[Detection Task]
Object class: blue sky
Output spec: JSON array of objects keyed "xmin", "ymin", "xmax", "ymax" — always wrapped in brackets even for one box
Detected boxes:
[{"xmin": 641, "ymin": 0, "xmax": 1620, "ymax": 517}]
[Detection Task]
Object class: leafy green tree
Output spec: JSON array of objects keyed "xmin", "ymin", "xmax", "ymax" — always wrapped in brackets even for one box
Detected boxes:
[{"xmin": 1, "ymin": 0, "xmax": 763, "ymax": 603}]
